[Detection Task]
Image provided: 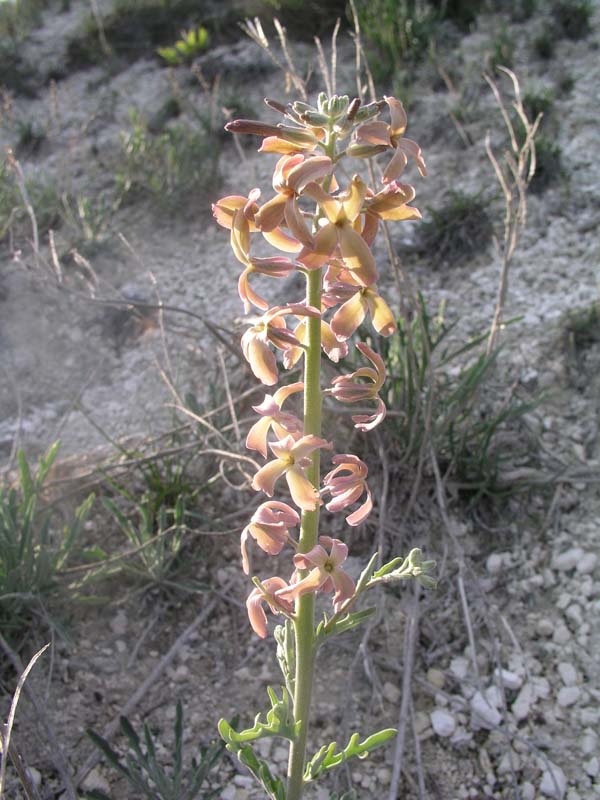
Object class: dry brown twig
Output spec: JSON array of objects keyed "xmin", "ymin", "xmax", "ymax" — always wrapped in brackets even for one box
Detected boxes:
[{"xmin": 484, "ymin": 67, "xmax": 542, "ymax": 356}]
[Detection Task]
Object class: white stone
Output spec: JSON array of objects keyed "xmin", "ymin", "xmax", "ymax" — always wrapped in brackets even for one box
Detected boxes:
[
  {"xmin": 272, "ymin": 746, "xmax": 288, "ymax": 763},
  {"xmin": 552, "ymin": 548, "xmax": 584, "ymax": 571},
  {"xmin": 533, "ymin": 676, "xmax": 551, "ymax": 700},
  {"xmin": 486, "ymin": 553, "xmax": 505, "ymax": 574},
  {"xmin": 537, "ymin": 618, "xmax": 555, "ymax": 637},
  {"xmin": 580, "ymin": 729, "xmax": 598, "ymax": 755},
  {"xmin": 470, "ymin": 691, "xmax": 502, "ymax": 730},
  {"xmin": 498, "ymin": 750, "xmax": 521, "ymax": 775},
  {"xmin": 576, "ymin": 553, "xmax": 597, "ymax": 574},
  {"xmin": 431, "ymin": 708, "xmax": 456, "ymax": 738},
  {"xmin": 580, "ymin": 707, "xmax": 600, "ymax": 726},
  {"xmin": 540, "ymin": 762, "xmax": 567, "ymax": 799},
  {"xmin": 584, "ymin": 757, "xmax": 599, "ymax": 778},
  {"xmin": 521, "ymin": 781, "xmax": 535, "ymax": 800},
  {"xmin": 110, "ymin": 610, "xmax": 128, "ymax": 636},
  {"xmin": 26, "ymin": 767, "xmax": 41, "ymax": 789},
  {"xmin": 557, "ymin": 686, "xmax": 580, "ymax": 707},
  {"xmin": 376, "ymin": 766, "xmax": 392, "ymax": 785},
  {"xmin": 427, "ymin": 667, "xmax": 446, "ymax": 689},
  {"xmin": 450, "ymin": 656, "xmax": 469, "ymax": 680},
  {"xmin": 494, "ymin": 668, "xmax": 523, "ymax": 690},
  {"xmin": 512, "ymin": 683, "xmax": 535, "ymax": 721},
  {"xmin": 485, "ymin": 684, "xmax": 504, "ymax": 709},
  {"xmin": 565, "ymin": 604, "xmax": 583, "ymax": 627},
  {"xmin": 233, "ymin": 775, "xmax": 254, "ymax": 788},
  {"xmin": 82, "ymin": 768, "xmax": 110, "ymax": 794},
  {"xmin": 414, "ymin": 711, "xmax": 431, "ymax": 735},
  {"xmin": 382, "ymin": 681, "xmax": 401, "ymax": 704},
  {"xmin": 558, "ymin": 662, "xmax": 578, "ymax": 686},
  {"xmin": 220, "ymin": 785, "xmax": 237, "ymax": 800},
  {"xmin": 553, "ymin": 625, "xmax": 572, "ymax": 645}
]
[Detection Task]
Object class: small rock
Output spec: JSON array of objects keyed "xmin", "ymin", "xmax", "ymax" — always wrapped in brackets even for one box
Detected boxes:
[
  {"xmin": 109, "ymin": 610, "xmax": 128, "ymax": 636},
  {"xmin": 82, "ymin": 768, "xmax": 110, "ymax": 794},
  {"xmin": 532, "ymin": 676, "xmax": 551, "ymax": 700},
  {"xmin": 521, "ymin": 781, "xmax": 535, "ymax": 800},
  {"xmin": 382, "ymin": 681, "xmax": 400, "ymax": 704},
  {"xmin": 498, "ymin": 750, "xmax": 521, "ymax": 775},
  {"xmin": 233, "ymin": 775, "xmax": 254, "ymax": 788},
  {"xmin": 220, "ymin": 785, "xmax": 237, "ymax": 800},
  {"xmin": 431, "ymin": 708, "xmax": 456, "ymax": 738},
  {"xmin": 485, "ymin": 685, "xmax": 504, "ymax": 709},
  {"xmin": 414, "ymin": 711, "xmax": 431, "ymax": 736},
  {"xmin": 557, "ymin": 686, "xmax": 580, "ymax": 707},
  {"xmin": 540, "ymin": 762, "xmax": 567, "ymax": 799},
  {"xmin": 565, "ymin": 604, "xmax": 583, "ymax": 628},
  {"xmin": 233, "ymin": 667, "xmax": 252, "ymax": 680},
  {"xmin": 579, "ymin": 707, "xmax": 599, "ymax": 726},
  {"xmin": 26, "ymin": 767, "xmax": 41, "ymax": 789},
  {"xmin": 584, "ymin": 757, "xmax": 599, "ymax": 778},
  {"xmin": 576, "ymin": 552, "xmax": 597, "ymax": 574},
  {"xmin": 470, "ymin": 691, "xmax": 502, "ymax": 730},
  {"xmin": 272, "ymin": 746, "xmax": 288, "ymax": 763},
  {"xmin": 512, "ymin": 683, "xmax": 535, "ymax": 721},
  {"xmin": 486, "ymin": 553, "xmax": 505, "ymax": 574},
  {"xmin": 450, "ymin": 656, "xmax": 469, "ymax": 680},
  {"xmin": 579, "ymin": 729, "xmax": 598, "ymax": 755},
  {"xmin": 552, "ymin": 547, "xmax": 584, "ymax": 572},
  {"xmin": 566, "ymin": 792, "xmax": 581, "ymax": 800},
  {"xmin": 427, "ymin": 667, "xmax": 446, "ymax": 689},
  {"xmin": 376, "ymin": 766, "xmax": 392, "ymax": 785},
  {"xmin": 494, "ymin": 668, "xmax": 523, "ymax": 690},
  {"xmin": 557, "ymin": 662, "xmax": 578, "ymax": 687},
  {"xmin": 537, "ymin": 618, "xmax": 555, "ymax": 637},
  {"xmin": 553, "ymin": 625, "xmax": 572, "ymax": 645}
]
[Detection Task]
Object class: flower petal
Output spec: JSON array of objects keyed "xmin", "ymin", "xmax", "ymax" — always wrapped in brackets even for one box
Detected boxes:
[
  {"xmin": 330, "ymin": 290, "xmax": 367, "ymax": 340},
  {"xmin": 245, "ymin": 415, "xmax": 274, "ymax": 458},
  {"xmin": 252, "ymin": 458, "xmax": 288, "ymax": 497},
  {"xmin": 286, "ymin": 465, "xmax": 320, "ymax": 511}
]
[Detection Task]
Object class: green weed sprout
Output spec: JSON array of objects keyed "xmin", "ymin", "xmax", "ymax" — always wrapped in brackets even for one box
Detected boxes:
[
  {"xmin": 157, "ymin": 26, "xmax": 209, "ymax": 66},
  {"xmin": 213, "ymin": 93, "xmax": 436, "ymax": 799}
]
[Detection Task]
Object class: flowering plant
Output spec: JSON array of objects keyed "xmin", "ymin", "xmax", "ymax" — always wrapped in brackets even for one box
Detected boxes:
[{"xmin": 214, "ymin": 93, "xmax": 436, "ymax": 800}]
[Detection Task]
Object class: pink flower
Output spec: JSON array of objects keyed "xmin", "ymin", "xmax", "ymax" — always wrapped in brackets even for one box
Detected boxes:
[
  {"xmin": 322, "ymin": 454, "xmax": 373, "ymax": 526},
  {"xmin": 283, "ymin": 318, "xmax": 349, "ymax": 368},
  {"xmin": 326, "ymin": 280, "xmax": 396, "ymax": 340},
  {"xmin": 349, "ymin": 97, "xmax": 427, "ymax": 183},
  {"xmin": 246, "ymin": 382, "xmax": 304, "ymax": 458},
  {"xmin": 254, "ymin": 154, "xmax": 332, "ymax": 247},
  {"xmin": 327, "ymin": 342, "xmax": 387, "ymax": 431},
  {"xmin": 277, "ymin": 536, "xmax": 355, "ymax": 612},
  {"xmin": 297, "ymin": 175, "xmax": 377, "ymax": 286},
  {"xmin": 241, "ymin": 304, "xmax": 321, "ymax": 386},
  {"xmin": 252, "ymin": 434, "xmax": 332, "ymax": 511},
  {"xmin": 240, "ymin": 501, "xmax": 300, "ymax": 575},
  {"xmin": 246, "ymin": 576, "xmax": 294, "ymax": 638},
  {"xmin": 230, "ymin": 209, "xmax": 297, "ymax": 312}
]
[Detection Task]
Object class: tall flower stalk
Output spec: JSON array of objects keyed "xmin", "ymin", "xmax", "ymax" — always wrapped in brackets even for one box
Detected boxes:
[{"xmin": 214, "ymin": 93, "xmax": 436, "ymax": 800}]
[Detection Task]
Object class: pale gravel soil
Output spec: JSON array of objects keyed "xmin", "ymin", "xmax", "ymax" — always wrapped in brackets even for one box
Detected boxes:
[{"xmin": 0, "ymin": 2, "xmax": 599, "ymax": 799}]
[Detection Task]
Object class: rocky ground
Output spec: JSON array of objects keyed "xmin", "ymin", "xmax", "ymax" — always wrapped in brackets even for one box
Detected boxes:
[{"xmin": 0, "ymin": 1, "xmax": 599, "ymax": 799}]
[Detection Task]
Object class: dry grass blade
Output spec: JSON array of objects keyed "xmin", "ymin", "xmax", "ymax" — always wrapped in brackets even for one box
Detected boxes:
[{"xmin": 0, "ymin": 643, "xmax": 49, "ymax": 797}]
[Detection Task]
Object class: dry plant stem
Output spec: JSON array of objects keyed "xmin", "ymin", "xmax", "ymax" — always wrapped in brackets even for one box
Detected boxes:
[
  {"xmin": 388, "ymin": 583, "xmax": 420, "ymax": 800},
  {"xmin": 286, "ymin": 265, "xmax": 323, "ymax": 800},
  {"xmin": 74, "ymin": 597, "xmax": 217, "ymax": 788},
  {"xmin": 0, "ymin": 640, "xmax": 78, "ymax": 800}
]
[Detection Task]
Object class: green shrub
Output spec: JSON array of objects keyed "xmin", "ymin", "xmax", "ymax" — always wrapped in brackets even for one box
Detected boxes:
[
  {"xmin": 375, "ymin": 297, "xmax": 538, "ymax": 499},
  {"xmin": 157, "ymin": 25, "xmax": 210, "ymax": 66},
  {"xmin": 87, "ymin": 702, "xmax": 227, "ymax": 800},
  {"xmin": 0, "ymin": 444, "xmax": 94, "ymax": 637},
  {"xmin": 418, "ymin": 191, "xmax": 493, "ymax": 268},
  {"xmin": 533, "ymin": 26, "xmax": 555, "ymax": 59},
  {"xmin": 486, "ymin": 25, "xmax": 514, "ymax": 72},
  {"xmin": 552, "ymin": 0, "xmax": 592, "ymax": 39},
  {"xmin": 115, "ymin": 111, "xmax": 220, "ymax": 212},
  {"xmin": 355, "ymin": 0, "xmax": 439, "ymax": 81}
]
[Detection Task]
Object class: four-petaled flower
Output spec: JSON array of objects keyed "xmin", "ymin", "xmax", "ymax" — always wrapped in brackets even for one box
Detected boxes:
[
  {"xmin": 322, "ymin": 454, "xmax": 373, "ymax": 526},
  {"xmin": 246, "ymin": 382, "xmax": 304, "ymax": 457},
  {"xmin": 241, "ymin": 501, "xmax": 300, "ymax": 575},
  {"xmin": 277, "ymin": 536, "xmax": 355, "ymax": 612},
  {"xmin": 324, "ymin": 278, "xmax": 396, "ymax": 341},
  {"xmin": 350, "ymin": 96, "xmax": 427, "ymax": 184},
  {"xmin": 252, "ymin": 434, "xmax": 332, "ymax": 511},
  {"xmin": 246, "ymin": 576, "xmax": 294, "ymax": 639},
  {"xmin": 241, "ymin": 304, "xmax": 321, "ymax": 386},
  {"xmin": 327, "ymin": 342, "xmax": 387, "ymax": 431},
  {"xmin": 298, "ymin": 175, "xmax": 377, "ymax": 286}
]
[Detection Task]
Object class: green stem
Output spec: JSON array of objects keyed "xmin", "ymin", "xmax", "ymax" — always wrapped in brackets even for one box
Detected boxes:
[{"xmin": 286, "ymin": 266, "xmax": 322, "ymax": 800}]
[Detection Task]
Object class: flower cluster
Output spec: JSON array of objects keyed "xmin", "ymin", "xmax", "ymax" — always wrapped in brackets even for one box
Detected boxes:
[{"xmin": 214, "ymin": 94, "xmax": 425, "ymax": 638}]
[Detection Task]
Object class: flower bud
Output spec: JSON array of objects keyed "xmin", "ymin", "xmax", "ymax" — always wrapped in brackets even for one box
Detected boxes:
[
  {"xmin": 225, "ymin": 119, "xmax": 280, "ymax": 136},
  {"xmin": 346, "ymin": 142, "xmax": 389, "ymax": 158}
]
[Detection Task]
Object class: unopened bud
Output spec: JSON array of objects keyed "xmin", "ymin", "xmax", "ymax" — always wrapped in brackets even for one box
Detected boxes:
[
  {"xmin": 300, "ymin": 110, "xmax": 330, "ymax": 126},
  {"xmin": 347, "ymin": 97, "xmax": 361, "ymax": 121},
  {"xmin": 354, "ymin": 100, "xmax": 386, "ymax": 122},
  {"xmin": 225, "ymin": 119, "xmax": 280, "ymax": 136},
  {"xmin": 277, "ymin": 125, "xmax": 319, "ymax": 145},
  {"xmin": 264, "ymin": 98, "xmax": 288, "ymax": 116},
  {"xmin": 346, "ymin": 142, "xmax": 389, "ymax": 158}
]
